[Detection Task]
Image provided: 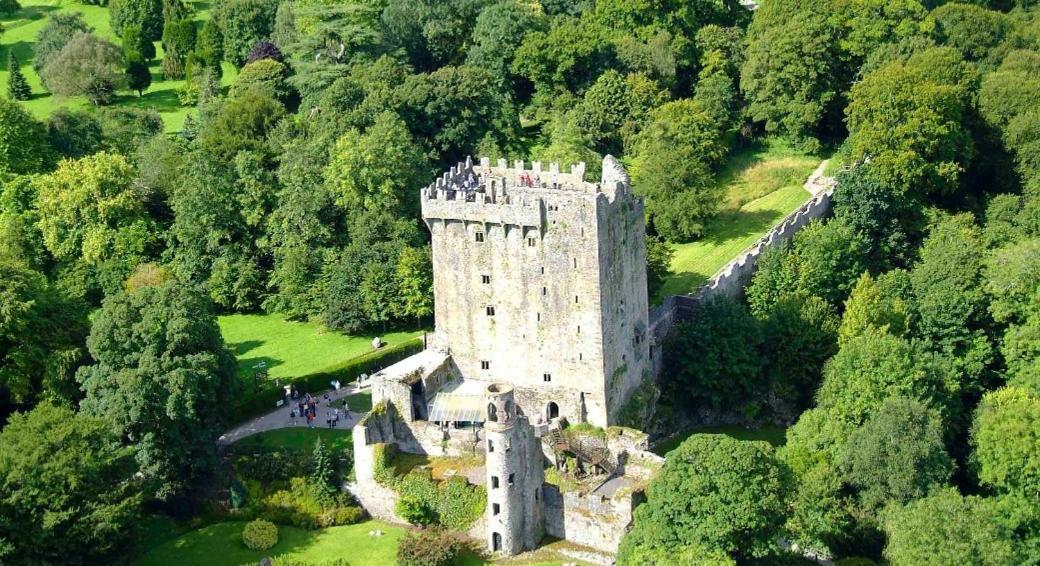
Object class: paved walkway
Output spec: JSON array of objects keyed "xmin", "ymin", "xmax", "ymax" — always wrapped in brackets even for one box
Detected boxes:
[{"xmin": 217, "ymin": 381, "xmax": 370, "ymax": 446}]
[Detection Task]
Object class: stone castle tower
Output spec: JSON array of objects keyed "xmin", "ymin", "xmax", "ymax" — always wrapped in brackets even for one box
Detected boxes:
[
  {"xmin": 420, "ymin": 156, "xmax": 650, "ymax": 427},
  {"xmin": 483, "ymin": 383, "xmax": 545, "ymax": 553}
]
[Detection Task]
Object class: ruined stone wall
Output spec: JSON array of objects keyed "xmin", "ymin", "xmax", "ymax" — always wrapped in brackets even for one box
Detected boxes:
[
  {"xmin": 543, "ymin": 486, "xmax": 636, "ymax": 554},
  {"xmin": 648, "ymin": 186, "xmax": 834, "ymax": 376},
  {"xmin": 422, "ymin": 156, "xmax": 650, "ymax": 427}
]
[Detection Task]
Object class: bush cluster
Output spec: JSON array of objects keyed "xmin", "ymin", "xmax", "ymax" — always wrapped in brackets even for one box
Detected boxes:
[
  {"xmin": 396, "ymin": 527, "xmax": 477, "ymax": 566},
  {"xmin": 242, "ymin": 519, "xmax": 278, "ymax": 551},
  {"xmin": 235, "ymin": 450, "xmax": 310, "ymax": 484},
  {"xmin": 253, "ymin": 477, "xmax": 363, "ymax": 529},
  {"xmin": 390, "ymin": 470, "xmax": 485, "ymax": 530}
]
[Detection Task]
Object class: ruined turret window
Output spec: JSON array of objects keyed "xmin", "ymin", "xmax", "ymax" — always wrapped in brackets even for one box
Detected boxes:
[
  {"xmin": 482, "ymin": 274, "xmax": 491, "ymax": 284},
  {"xmin": 475, "ymin": 232, "xmax": 484, "ymax": 242},
  {"xmin": 542, "ymin": 286, "xmax": 547, "ymax": 296},
  {"xmin": 540, "ymin": 266, "xmax": 545, "ymax": 274},
  {"xmin": 509, "ymin": 473, "xmax": 515, "ymax": 486},
  {"xmin": 491, "ymin": 476, "xmax": 499, "ymax": 489},
  {"xmin": 528, "ymin": 237, "xmax": 536, "ymax": 247},
  {"xmin": 488, "ymin": 439, "xmax": 494, "ymax": 452},
  {"xmin": 543, "ymin": 373, "xmax": 551, "ymax": 382},
  {"xmin": 481, "ymin": 360, "xmax": 490, "ymax": 370},
  {"xmin": 492, "ymin": 503, "xmax": 501, "ymax": 516},
  {"xmin": 573, "ymin": 258, "xmax": 577, "ymax": 268},
  {"xmin": 486, "ymin": 306, "xmax": 496, "ymax": 316},
  {"xmin": 574, "ymin": 295, "xmax": 578, "ymax": 303}
]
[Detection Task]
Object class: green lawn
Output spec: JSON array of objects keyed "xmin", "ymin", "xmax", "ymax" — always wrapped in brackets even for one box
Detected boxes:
[
  {"xmin": 135, "ymin": 519, "xmax": 584, "ymax": 566},
  {"xmin": 658, "ymin": 184, "xmax": 813, "ymax": 298},
  {"xmin": 652, "ymin": 424, "xmax": 788, "ymax": 456},
  {"xmin": 655, "ymin": 141, "xmax": 821, "ymax": 300},
  {"xmin": 232, "ymin": 427, "xmax": 354, "ymax": 452},
  {"xmin": 0, "ymin": 0, "xmax": 236, "ymax": 132},
  {"xmin": 219, "ymin": 313, "xmax": 423, "ymax": 382},
  {"xmin": 135, "ymin": 520, "xmax": 407, "ymax": 566}
]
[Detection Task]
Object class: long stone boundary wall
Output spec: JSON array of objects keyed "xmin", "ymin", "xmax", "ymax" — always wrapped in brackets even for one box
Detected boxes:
[{"xmin": 648, "ymin": 170, "xmax": 836, "ymax": 375}]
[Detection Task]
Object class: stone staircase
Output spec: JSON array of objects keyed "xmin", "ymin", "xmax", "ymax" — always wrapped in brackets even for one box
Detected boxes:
[{"xmin": 543, "ymin": 426, "xmax": 616, "ymax": 475}]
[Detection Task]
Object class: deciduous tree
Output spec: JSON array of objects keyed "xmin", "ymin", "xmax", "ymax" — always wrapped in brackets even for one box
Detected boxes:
[
  {"xmin": 77, "ymin": 279, "xmax": 237, "ymax": 500},
  {"xmin": 618, "ymin": 435, "xmax": 787, "ymax": 562},
  {"xmin": 0, "ymin": 403, "xmax": 142, "ymax": 564},
  {"xmin": 842, "ymin": 396, "xmax": 954, "ymax": 511},
  {"xmin": 971, "ymin": 386, "xmax": 1040, "ymax": 497},
  {"xmin": 41, "ymin": 33, "xmax": 127, "ymax": 106}
]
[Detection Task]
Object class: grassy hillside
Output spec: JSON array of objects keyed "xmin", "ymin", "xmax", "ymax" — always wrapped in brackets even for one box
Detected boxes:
[
  {"xmin": 0, "ymin": 0, "xmax": 236, "ymax": 132},
  {"xmin": 219, "ymin": 313, "xmax": 424, "ymax": 383},
  {"xmin": 656, "ymin": 142, "xmax": 820, "ymax": 300}
]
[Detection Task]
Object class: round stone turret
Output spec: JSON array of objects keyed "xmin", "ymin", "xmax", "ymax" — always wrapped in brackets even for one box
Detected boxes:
[
  {"xmin": 485, "ymin": 383, "xmax": 517, "ymax": 429},
  {"xmin": 484, "ymin": 382, "xmax": 543, "ymax": 555}
]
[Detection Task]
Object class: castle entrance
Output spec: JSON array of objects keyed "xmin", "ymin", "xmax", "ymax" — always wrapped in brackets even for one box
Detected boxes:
[{"xmin": 546, "ymin": 402, "xmax": 559, "ymax": 421}]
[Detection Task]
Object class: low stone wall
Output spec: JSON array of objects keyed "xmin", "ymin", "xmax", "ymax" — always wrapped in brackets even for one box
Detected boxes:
[
  {"xmin": 648, "ymin": 180, "xmax": 835, "ymax": 376},
  {"xmin": 543, "ymin": 485, "xmax": 636, "ymax": 553}
]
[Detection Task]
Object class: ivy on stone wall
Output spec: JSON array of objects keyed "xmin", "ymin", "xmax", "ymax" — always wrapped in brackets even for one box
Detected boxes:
[{"xmin": 373, "ymin": 447, "xmax": 486, "ymax": 531}]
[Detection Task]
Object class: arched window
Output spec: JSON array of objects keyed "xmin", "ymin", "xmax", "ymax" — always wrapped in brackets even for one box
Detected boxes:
[
  {"xmin": 492, "ymin": 532, "xmax": 502, "ymax": 551},
  {"xmin": 546, "ymin": 402, "xmax": 559, "ymax": 420},
  {"xmin": 487, "ymin": 403, "xmax": 498, "ymax": 422}
]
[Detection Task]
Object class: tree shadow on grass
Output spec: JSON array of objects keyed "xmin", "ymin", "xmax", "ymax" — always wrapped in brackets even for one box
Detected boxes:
[
  {"xmin": 4, "ymin": 4, "xmax": 57, "ymax": 27},
  {"xmin": 699, "ymin": 208, "xmax": 787, "ymax": 245},
  {"xmin": 118, "ymin": 87, "xmax": 184, "ymax": 113},
  {"xmin": 655, "ymin": 269, "xmax": 710, "ymax": 300},
  {"xmin": 235, "ymin": 355, "xmax": 284, "ymax": 379},
  {"xmin": 0, "ymin": 41, "xmax": 38, "ymax": 63},
  {"xmin": 230, "ymin": 340, "xmax": 264, "ymax": 357}
]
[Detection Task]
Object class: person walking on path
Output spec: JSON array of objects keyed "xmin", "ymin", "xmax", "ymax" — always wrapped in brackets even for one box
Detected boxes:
[{"xmin": 289, "ymin": 407, "xmax": 297, "ymax": 425}]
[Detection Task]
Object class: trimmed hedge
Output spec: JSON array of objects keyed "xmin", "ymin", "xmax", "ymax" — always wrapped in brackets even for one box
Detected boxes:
[
  {"xmin": 231, "ymin": 337, "xmax": 424, "ymax": 423},
  {"xmin": 242, "ymin": 519, "xmax": 278, "ymax": 550}
]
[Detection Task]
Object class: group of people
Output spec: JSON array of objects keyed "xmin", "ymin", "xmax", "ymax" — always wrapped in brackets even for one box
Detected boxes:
[{"xmin": 288, "ymin": 390, "xmax": 351, "ymax": 429}]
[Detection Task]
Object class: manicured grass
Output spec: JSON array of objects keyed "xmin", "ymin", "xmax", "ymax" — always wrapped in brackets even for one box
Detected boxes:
[
  {"xmin": 232, "ymin": 427, "xmax": 353, "ymax": 453},
  {"xmin": 652, "ymin": 424, "xmax": 788, "ymax": 456},
  {"xmin": 655, "ymin": 141, "xmax": 820, "ymax": 300},
  {"xmin": 657, "ymin": 184, "xmax": 813, "ymax": 299},
  {"xmin": 218, "ymin": 313, "xmax": 424, "ymax": 382},
  {"xmin": 134, "ymin": 520, "xmax": 407, "ymax": 566},
  {"xmin": 717, "ymin": 141, "xmax": 821, "ymax": 209},
  {"xmin": 0, "ymin": 0, "xmax": 236, "ymax": 132}
]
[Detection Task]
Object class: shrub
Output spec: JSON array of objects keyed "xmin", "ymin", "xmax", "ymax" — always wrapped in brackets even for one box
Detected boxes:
[
  {"xmin": 242, "ymin": 519, "xmax": 278, "ymax": 551},
  {"xmin": 257, "ymin": 477, "xmax": 362, "ymax": 529},
  {"xmin": 235, "ymin": 450, "xmax": 309, "ymax": 483},
  {"xmin": 396, "ymin": 495, "xmax": 437, "ymax": 526},
  {"xmin": 396, "ymin": 528, "xmax": 475, "ymax": 566}
]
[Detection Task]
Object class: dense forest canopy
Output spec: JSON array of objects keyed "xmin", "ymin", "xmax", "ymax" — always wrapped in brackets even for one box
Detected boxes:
[{"xmin": 1, "ymin": 0, "xmax": 1040, "ymax": 563}]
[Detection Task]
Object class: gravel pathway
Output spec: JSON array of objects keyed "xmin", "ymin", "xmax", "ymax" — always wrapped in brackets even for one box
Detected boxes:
[{"xmin": 217, "ymin": 381, "xmax": 370, "ymax": 446}]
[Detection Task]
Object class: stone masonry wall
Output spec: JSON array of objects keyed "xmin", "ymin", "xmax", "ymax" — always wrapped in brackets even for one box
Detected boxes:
[
  {"xmin": 543, "ymin": 485, "xmax": 636, "ymax": 553},
  {"xmin": 421, "ymin": 156, "xmax": 649, "ymax": 427},
  {"xmin": 648, "ymin": 181, "xmax": 835, "ymax": 376}
]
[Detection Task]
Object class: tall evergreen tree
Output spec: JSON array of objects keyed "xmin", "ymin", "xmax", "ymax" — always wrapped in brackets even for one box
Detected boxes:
[
  {"xmin": 310, "ymin": 438, "xmax": 336, "ymax": 504},
  {"xmin": 6, "ymin": 52, "xmax": 31, "ymax": 101}
]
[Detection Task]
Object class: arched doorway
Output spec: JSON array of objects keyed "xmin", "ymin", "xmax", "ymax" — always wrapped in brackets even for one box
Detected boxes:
[
  {"xmin": 546, "ymin": 402, "xmax": 559, "ymax": 421},
  {"xmin": 492, "ymin": 532, "xmax": 502, "ymax": 551},
  {"xmin": 487, "ymin": 402, "xmax": 498, "ymax": 422}
]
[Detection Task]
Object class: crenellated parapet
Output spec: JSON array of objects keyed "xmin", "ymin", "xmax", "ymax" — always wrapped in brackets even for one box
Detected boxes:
[{"xmin": 420, "ymin": 155, "xmax": 635, "ymax": 229}]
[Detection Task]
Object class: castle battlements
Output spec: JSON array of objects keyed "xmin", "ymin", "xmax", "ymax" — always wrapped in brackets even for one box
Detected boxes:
[{"xmin": 421, "ymin": 156, "xmax": 634, "ymax": 228}]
